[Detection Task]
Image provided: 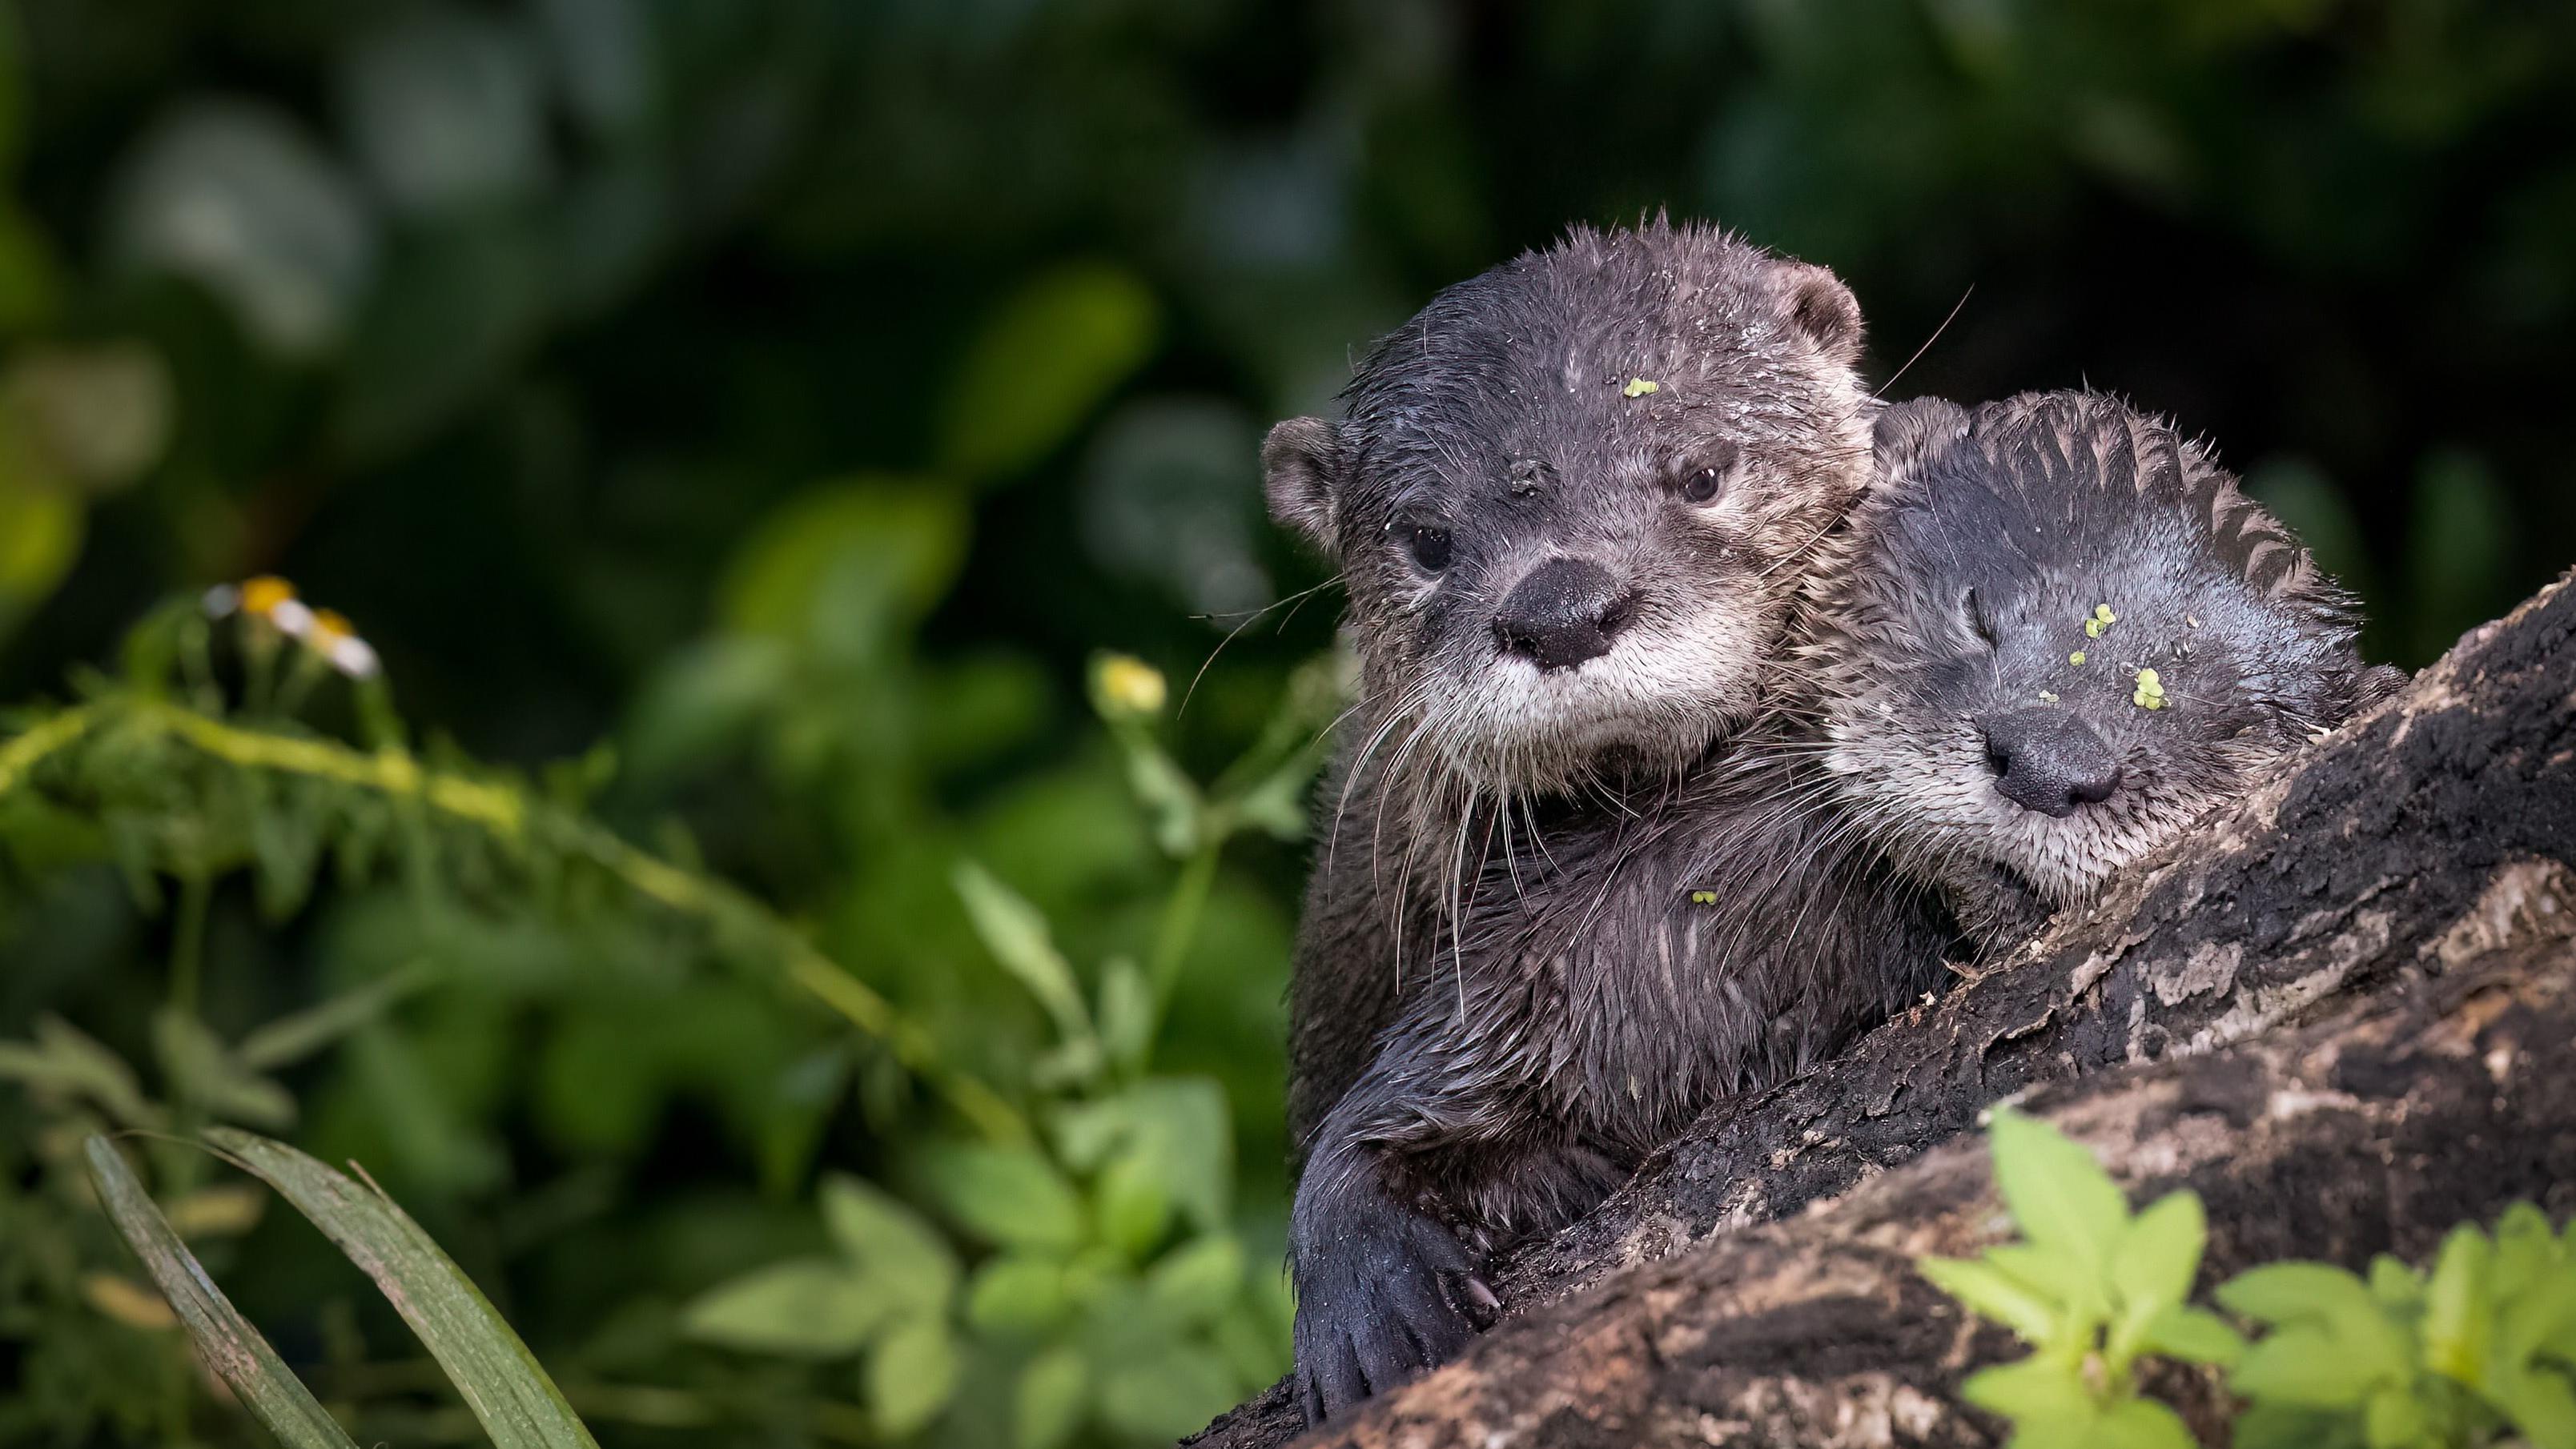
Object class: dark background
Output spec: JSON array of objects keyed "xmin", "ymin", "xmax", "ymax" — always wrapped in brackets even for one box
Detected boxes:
[{"xmin": 1, "ymin": 2, "xmax": 2570, "ymax": 1445}]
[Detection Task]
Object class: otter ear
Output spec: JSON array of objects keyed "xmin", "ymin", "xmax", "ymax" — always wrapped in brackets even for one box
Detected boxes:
[
  {"xmin": 1264, "ymin": 415, "xmax": 1340, "ymax": 556},
  {"xmin": 1872, "ymin": 396, "xmax": 1971, "ymax": 494},
  {"xmin": 2355, "ymin": 663, "xmax": 2410, "ymax": 711},
  {"xmin": 1771, "ymin": 260, "xmax": 1866, "ymax": 370}
]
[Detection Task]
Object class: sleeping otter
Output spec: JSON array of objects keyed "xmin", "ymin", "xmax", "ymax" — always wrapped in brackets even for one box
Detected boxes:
[
  {"xmin": 1264, "ymin": 219, "xmax": 1882, "ymax": 1422},
  {"xmin": 1812, "ymin": 391, "xmax": 2408, "ymax": 948}
]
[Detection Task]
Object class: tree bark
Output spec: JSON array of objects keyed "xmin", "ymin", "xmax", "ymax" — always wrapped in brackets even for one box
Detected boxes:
[{"xmin": 1190, "ymin": 570, "xmax": 2576, "ymax": 1449}]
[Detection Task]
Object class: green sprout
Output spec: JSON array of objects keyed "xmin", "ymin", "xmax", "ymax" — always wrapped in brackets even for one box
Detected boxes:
[
  {"xmin": 2132, "ymin": 668, "xmax": 2167, "ymax": 711},
  {"xmin": 1918, "ymin": 1110, "xmax": 2242, "ymax": 1449},
  {"xmin": 1621, "ymin": 376, "xmax": 1659, "ymax": 398}
]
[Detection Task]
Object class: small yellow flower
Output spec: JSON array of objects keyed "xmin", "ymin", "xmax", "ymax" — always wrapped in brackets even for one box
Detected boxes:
[
  {"xmin": 2069, "ymin": 650, "xmax": 2088, "ymax": 666},
  {"xmin": 1621, "ymin": 377, "xmax": 1659, "ymax": 398},
  {"xmin": 303, "ymin": 608, "xmax": 381, "ymax": 678},
  {"xmin": 1094, "ymin": 653, "xmax": 1167, "ymax": 719},
  {"xmin": 239, "ymin": 576, "xmax": 295, "ymax": 618}
]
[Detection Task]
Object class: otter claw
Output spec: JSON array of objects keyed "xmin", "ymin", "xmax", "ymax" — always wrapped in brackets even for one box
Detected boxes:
[{"xmin": 1291, "ymin": 1166, "xmax": 1488, "ymax": 1424}]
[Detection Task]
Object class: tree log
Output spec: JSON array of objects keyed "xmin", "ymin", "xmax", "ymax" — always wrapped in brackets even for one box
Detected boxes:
[
  {"xmin": 1191, "ymin": 570, "xmax": 2576, "ymax": 1449},
  {"xmin": 1304, "ymin": 929, "xmax": 2576, "ymax": 1447}
]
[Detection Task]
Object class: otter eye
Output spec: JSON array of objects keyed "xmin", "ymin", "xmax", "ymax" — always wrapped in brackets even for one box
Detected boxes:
[
  {"xmin": 1398, "ymin": 522, "xmax": 1453, "ymax": 572},
  {"xmin": 1674, "ymin": 444, "xmax": 1737, "ymax": 505}
]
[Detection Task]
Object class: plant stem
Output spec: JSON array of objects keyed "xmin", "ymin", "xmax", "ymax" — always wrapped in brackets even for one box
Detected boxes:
[
  {"xmin": 106, "ymin": 695, "xmax": 1029, "ymax": 1145},
  {"xmin": 1144, "ymin": 836, "xmax": 1224, "ymax": 1054},
  {"xmin": 170, "ymin": 872, "xmax": 211, "ymax": 1017},
  {"xmin": 0, "ymin": 704, "xmax": 97, "ymax": 796}
]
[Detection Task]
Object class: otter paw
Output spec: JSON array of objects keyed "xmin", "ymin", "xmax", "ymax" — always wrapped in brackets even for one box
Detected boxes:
[{"xmin": 1289, "ymin": 1170, "xmax": 1497, "ymax": 1425}]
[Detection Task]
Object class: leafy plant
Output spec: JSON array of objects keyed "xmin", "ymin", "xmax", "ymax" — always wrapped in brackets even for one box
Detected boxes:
[
  {"xmin": 86, "ymin": 1128, "xmax": 597, "ymax": 1449},
  {"xmin": 2, "ymin": 588, "xmax": 1317, "ymax": 1445},
  {"xmin": 2222, "ymin": 1205, "xmax": 2576, "ymax": 1449},
  {"xmin": 1926, "ymin": 1110, "xmax": 2576, "ymax": 1449},
  {"xmin": 1918, "ymin": 1109, "xmax": 2241, "ymax": 1448},
  {"xmin": 674, "ymin": 650, "xmax": 1316, "ymax": 1447}
]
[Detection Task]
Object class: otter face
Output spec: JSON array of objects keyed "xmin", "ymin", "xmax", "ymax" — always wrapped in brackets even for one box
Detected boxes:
[
  {"xmin": 1267, "ymin": 222, "xmax": 1874, "ymax": 798},
  {"xmin": 1819, "ymin": 393, "xmax": 2403, "ymax": 942}
]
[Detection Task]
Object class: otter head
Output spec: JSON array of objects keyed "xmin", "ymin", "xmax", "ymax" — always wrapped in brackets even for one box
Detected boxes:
[
  {"xmin": 1818, "ymin": 391, "xmax": 2405, "ymax": 945},
  {"xmin": 1268, "ymin": 220, "xmax": 1873, "ymax": 800}
]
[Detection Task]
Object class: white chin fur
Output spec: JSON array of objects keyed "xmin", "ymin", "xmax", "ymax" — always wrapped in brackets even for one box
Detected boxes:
[
  {"xmin": 1427, "ymin": 601, "xmax": 1766, "ymax": 794},
  {"xmin": 1823, "ymin": 721, "xmax": 2188, "ymax": 905}
]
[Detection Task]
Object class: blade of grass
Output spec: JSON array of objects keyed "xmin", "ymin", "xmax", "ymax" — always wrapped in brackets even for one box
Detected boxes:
[
  {"xmin": 206, "ymin": 1127, "xmax": 601, "ymax": 1449},
  {"xmin": 84, "ymin": 1136, "xmax": 362, "ymax": 1449}
]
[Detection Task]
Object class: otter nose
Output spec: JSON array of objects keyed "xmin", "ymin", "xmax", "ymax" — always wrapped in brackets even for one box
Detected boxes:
[
  {"xmin": 1493, "ymin": 558, "xmax": 1634, "ymax": 671},
  {"xmin": 1979, "ymin": 707, "xmax": 2123, "ymax": 818}
]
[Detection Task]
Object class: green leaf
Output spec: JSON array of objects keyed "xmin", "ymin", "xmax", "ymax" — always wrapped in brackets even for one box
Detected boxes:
[
  {"xmin": 1111, "ymin": 729, "xmax": 1204, "ymax": 857},
  {"xmin": 2497, "ymin": 1202, "xmax": 2560, "ymax": 1284},
  {"xmin": 2111, "ymin": 1190, "xmax": 2205, "ymax": 1318},
  {"xmin": 204, "ymin": 1128, "xmax": 600, "ymax": 1449},
  {"xmin": 682, "ymin": 1258, "xmax": 888, "ymax": 1359},
  {"xmin": 1095, "ymin": 1150, "xmax": 1172, "ymax": 1261},
  {"xmin": 2369, "ymin": 1255, "xmax": 2425, "ymax": 1314},
  {"xmin": 1957, "ymin": 1355, "xmax": 2095, "ymax": 1429},
  {"xmin": 2237, "ymin": 1401, "xmax": 2371, "ymax": 1449},
  {"xmin": 2499, "ymin": 1265, "xmax": 2576, "ymax": 1371},
  {"xmin": 2493, "ymin": 1366, "xmax": 2576, "ymax": 1449},
  {"xmin": 1146, "ymin": 1234, "xmax": 1245, "ymax": 1327},
  {"xmin": 2421, "ymin": 1224, "xmax": 2494, "ymax": 1385},
  {"xmin": 936, "ymin": 262, "xmax": 1159, "ymax": 483},
  {"xmin": 1919, "ymin": 1255, "xmax": 2065, "ymax": 1346},
  {"xmin": 1097, "ymin": 957, "xmax": 1153, "ymax": 1076},
  {"xmin": 917, "ymin": 1141, "xmax": 1087, "ymax": 1253},
  {"xmin": 951, "ymin": 861, "xmax": 1093, "ymax": 1049},
  {"xmin": 966, "ymin": 1254, "xmax": 1071, "ymax": 1334},
  {"xmin": 717, "ymin": 479, "xmax": 967, "ymax": 656},
  {"xmin": 1014, "ymin": 1345, "xmax": 1090, "ymax": 1449},
  {"xmin": 2135, "ymin": 1305, "xmax": 2246, "ymax": 1367},
  {"xmin": 868, "ymin": 1315, "xmax": 962, "ymax": 1439},
  {"xmin": 2362, "ymin": 1384, "xmax": 2432, "ymax": 1449},
  {"xmin": 820, "ymin": 1173, "xmax": 959, "ymax": 1316},
  {"xmin": 1095, "ymin": 1343, "xmax": 1240, "ymax": 1443},
  {"xmin": 2232, "ymin": 1323, "xmax": 2384, "ymax": 1409},
  {"xmin": 154, "ymin": 1007, "xmax": 295, "ymax": 1131},
  {"xmin": 2090, "ymin": 1395, "xmax": 2196, "ymax": 1449},
  {"xmin": 1987, "ymin": 1242, "xmax": 2104, "ymax": 1319},
  {"xmin": 0, "ymin": 1014, "xmax": 164, "ymax": 1129},
  {"xmin": 1051, "ymin": 1078, "xmax": 1232, "ymax": 1233},
  {"xmin": 107, "ymin": 101, "xmax": 375, "ymax": 357},
  {"xmin": 2218, "ymin": 1262, "xmax": 2386, "ymax": 1330},
  {"xmin": 235, "ymin": 959, "xmax": 436, "ymax": 1071},
  {"xmin": 1987, "ymin": 1109, "xmax": 2129, "ymax": 1274},
  {"xmin": 84, "ymin": 1138, "xmax": 362, "ymax": 1449}
]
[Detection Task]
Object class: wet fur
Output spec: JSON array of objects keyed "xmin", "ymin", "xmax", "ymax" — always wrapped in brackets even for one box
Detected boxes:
[
  {"xmin": 1812, "ymin": 391, "xmax": 2407, "ymax": 947},
  {"xmin": 1268, "ymin": 219, "xmax": 1883, "ymax": 1423}
]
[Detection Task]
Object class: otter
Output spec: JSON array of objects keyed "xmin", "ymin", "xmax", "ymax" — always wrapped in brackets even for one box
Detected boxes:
[
  {"xmin": 1813, "ymin": 391, "xmax": 2407, "ymax": 948},
  {"xmin": 1264, "ymin": 219, "xmax": 1881, "ymax": 1422}
]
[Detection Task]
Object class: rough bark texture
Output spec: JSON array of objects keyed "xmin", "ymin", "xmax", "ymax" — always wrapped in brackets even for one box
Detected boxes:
[{"xmin": 1190, "ymin": 571, "xmax": 2576, "ymax": 1449}]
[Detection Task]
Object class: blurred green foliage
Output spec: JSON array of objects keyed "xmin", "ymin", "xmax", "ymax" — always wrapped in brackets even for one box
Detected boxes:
[{"xmin": 0, "ymin": 0, "xmax": 2570, "ymax": 1443}]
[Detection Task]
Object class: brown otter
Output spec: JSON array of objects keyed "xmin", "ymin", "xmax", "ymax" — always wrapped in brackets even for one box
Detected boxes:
[
  {"xmin": 1812, "ymin": 391, "xmax": 2408, "ymax": 948},
  {"xmin": 1265, "ymin": 219, "xmax": 1881, "ymax": 1422}
]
